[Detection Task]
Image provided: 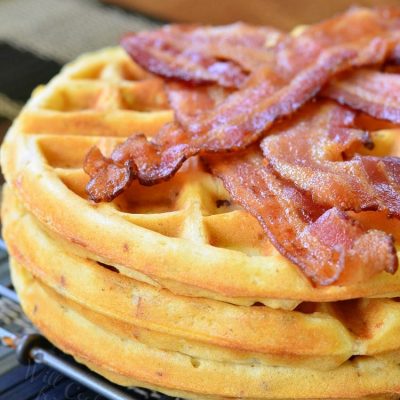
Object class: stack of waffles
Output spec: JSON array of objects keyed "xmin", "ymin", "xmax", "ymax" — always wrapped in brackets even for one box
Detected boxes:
[{"xmin": 2, "ymin": 46, "xmax": 400, "ymax": 400}]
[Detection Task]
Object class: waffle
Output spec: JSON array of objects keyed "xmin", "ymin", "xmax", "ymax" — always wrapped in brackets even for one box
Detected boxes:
[{"xmin": 3, "ymin": 46, "xmax": 400, "ymax": 399}]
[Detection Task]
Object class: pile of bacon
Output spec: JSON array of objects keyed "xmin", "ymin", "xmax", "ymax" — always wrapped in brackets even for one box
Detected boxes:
[{"xmin": 84, "ymin": 7, "xmax": 400, "ymax": 286}]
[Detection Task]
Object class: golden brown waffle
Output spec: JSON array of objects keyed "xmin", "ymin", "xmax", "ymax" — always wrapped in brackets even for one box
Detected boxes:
[{"xmin": 3, "ymin": 46, "xmax": 400, "ymax": 399}]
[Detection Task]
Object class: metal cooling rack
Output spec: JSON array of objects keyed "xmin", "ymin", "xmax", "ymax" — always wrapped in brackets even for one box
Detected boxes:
[{"xmin": 0, "ymin": 238, "xmax": 180, "ymax": 400}]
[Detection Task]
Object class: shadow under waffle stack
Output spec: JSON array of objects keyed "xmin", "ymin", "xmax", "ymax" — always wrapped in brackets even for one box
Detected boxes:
[{"xmin": 2, "ymin": 47, "xmax": 400, "ymax": 399}]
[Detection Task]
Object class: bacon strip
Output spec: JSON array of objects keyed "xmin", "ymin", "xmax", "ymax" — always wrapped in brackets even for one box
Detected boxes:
[
  {"xmin": 121, "ymin": 23, "xmax": 283, "ymax": 88},
  {"xmin": 323, "ymin": 69, "xmax": 400, "ymax": 123},
  {"xmin": 122, "ymin": 8, "xmax": 400, "ymax": 87},
  {"xmin": 261, "ymin": 101, "xmax": 400, "ymax": 217},
  {"xmin": 85, "ymin": 123, "xmax": 191, "ymax": 201},
  {"xmin": 206, "ymin": 150, "xmax": 397, "ymax": 285}
]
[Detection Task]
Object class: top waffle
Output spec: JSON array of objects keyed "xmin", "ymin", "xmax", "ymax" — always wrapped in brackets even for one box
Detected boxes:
[{"xmin": 2, "ymin": 38, "xmax": 400, "ymax": 307}]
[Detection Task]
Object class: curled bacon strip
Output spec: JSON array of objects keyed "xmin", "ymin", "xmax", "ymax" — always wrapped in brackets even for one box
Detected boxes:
[
  {"xmin": 122, "ymin": 8, "xmax": 400, "ymax": 87},
  {"xmin": 85, "ymin": 123, "xmax": 190, "ymax": 201},
  {"xmin": 206, "ymin": 150, "xmax": 397, "ymax": 286},
  {"xmin": 323, "ymin": 69, "xmax": 400, "ymax": 123},
  {"xmin": 121, "ymin": 23, "xmax": 283, "ymax": 88},
  {"xmin": 261, "ymin": 101, "xmax": 400, "ymax": 217}
]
